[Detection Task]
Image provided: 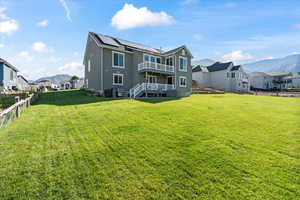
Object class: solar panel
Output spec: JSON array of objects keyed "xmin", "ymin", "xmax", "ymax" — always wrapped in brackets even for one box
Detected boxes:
[
  {"xmin": 116, "ymin": 38, "xmax": 161, "ymax": 54},
  {"xmin": 97, "ymin": 34, "xmax": 120, "ymax": 47}
]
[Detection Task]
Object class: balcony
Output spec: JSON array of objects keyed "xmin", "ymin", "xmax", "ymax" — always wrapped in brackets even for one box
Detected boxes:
[{"xmin": 138, "ymin": 61, "xmax": 175, "ymax": 75}]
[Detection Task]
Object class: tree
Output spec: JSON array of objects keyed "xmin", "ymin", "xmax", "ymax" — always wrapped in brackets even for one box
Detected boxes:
[{"xmin": 70, "ymin": 76, "xmax": 79, "ymax": 81}]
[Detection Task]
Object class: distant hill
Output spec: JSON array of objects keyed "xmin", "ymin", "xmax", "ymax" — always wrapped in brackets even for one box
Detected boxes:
[
  {"xmin": 192, "ymin": 59, "xmax": 216, "ymax": 67},
  {"xmin": 35, "ymin": 74, "xmax": 72, "ymax": 84},
  {"xmin": 244, "ymin": 54, "xmax": 300, "ymax": 72}
]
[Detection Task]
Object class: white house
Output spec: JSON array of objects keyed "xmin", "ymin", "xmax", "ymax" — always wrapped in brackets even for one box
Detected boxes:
[
  {"xmin": 17, "ymin": 75, "xmax": 29, "ymax": 91},
  {"xmin": 192, "ymin": 62, "xmax": 250, "ymax": 93},
  {"xmin": 249, "ymin": 72, "xmax": 292, "ymax": 90},
  {"xmin": 282, "ymin": 73, "xmax": 300, "ymax": 89}
]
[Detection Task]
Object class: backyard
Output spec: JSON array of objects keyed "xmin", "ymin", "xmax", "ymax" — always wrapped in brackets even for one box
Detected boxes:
[{"xmin": 0, "ymin": 90, "xmax": 299, "ymax": 200}]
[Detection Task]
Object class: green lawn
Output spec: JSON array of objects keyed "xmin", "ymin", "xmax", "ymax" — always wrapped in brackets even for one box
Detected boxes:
[{"xmin": 0, "ymin": 90, "xmax": 299, "ymax": 200}]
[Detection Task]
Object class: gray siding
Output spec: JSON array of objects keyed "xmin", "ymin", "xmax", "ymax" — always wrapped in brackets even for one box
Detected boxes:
[
  {"xmin": 84, "ymin": 34, "xmax": 193, "ymax": 97},
  {"xmin": 84, "ymin": 36, "xmax": 102, "ymax": 91}
]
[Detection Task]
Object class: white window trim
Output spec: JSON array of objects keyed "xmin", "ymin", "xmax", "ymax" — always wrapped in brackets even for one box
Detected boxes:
[
  {"xmin": 143, "ymin": 53, "xmax": 161, "ymax": 63},
  {"xmin": 179, "ymin": 76, "xmax": 187, "ymax": 88},
  {"xmin": 146, "ymin": 75, "xmax": 157, "ymax": 83},
  {"xmin": 112, "ymin": 51, "xmax": 125, "ymax": 68},
  {"xmin": 88, "ymin": 60, "xmax": 91, "ymax": 72},
  {"xmin": 179, "ymin": 56, "xmax": 187, "ymax": 72},
  {"xmin": 166, "ymin": 56, "xmax": 174, "ymax": 66},
  {"xmin": 113, "ymin": 73, "xmax": 124, "ymax": 86}
]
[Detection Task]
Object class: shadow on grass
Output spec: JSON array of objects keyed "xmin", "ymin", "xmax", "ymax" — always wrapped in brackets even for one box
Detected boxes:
[
  {"xmin": 33, "ymin": 90, "xmax": 180, "ymax": 106},
  {"xmin": 134, "ymin": 97, "xmax": 181, "ymax": 104}
]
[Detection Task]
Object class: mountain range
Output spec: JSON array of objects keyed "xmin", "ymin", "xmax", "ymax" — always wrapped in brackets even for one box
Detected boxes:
[
  {"xmin": 35, "ymin": 74, "xmax": 72, "ymax": 84},
  {"xmin": 194, "ymin": 54, "xmax": 300, "ymax": 72},
  {"xmin": 243, "ymin": 54, "xmax": 300, "ymax": 72}
]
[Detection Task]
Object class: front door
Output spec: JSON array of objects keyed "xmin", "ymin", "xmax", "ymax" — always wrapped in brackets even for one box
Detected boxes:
[{"xmin": 167, "ymin": 76, "xmax": 173, "ymax": 85}]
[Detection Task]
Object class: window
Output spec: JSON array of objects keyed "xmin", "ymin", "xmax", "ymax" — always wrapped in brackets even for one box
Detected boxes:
[
  {"xmin": 144, "ymin": 54, "xmax": 150, "ymax": 62},
  {"xmin": 113, "ymin": 73, "xmax": 123, "ymax": 85},
  {"xmin": 167, "ymin": 76, "xmax": 173, "ymax": 85},
  {"xmin": 88, "ymin": 60, "xmax": 91, "ymax": 72},
  {"xmin": 146, "ymin": 75, "xmax": 157, "ymax": 83},
  {"xmin": 86, "ymin": 79, "xmax": 89, "ymax": 88},
  {"xmin": 10, "ymin": 71, "xmax": 13, "ymax": 81},
  {"xmin": 113, "ymin": 52, "xmax": 125, "ymax": 68},
  {"xmin": 227, "ymin": 72, "xmax": 230, "ymax": 78},
  {"xmin": 179, "ymin": 76, "xmax": 187, "ymax": 87},
  {"xmin": 231, "ymin": 72, "xmax": 235, "ymax": 78},
  {"xmin": 179, "ymin": 57, "xmax": 187, "ymax": 72},
  {"xmin": 166, "ymin": 57, "xmax": 173, "ymax": 66},
  {"xmin": 144, "ymin": 54, "xmax": 161, "ymax": 64}
]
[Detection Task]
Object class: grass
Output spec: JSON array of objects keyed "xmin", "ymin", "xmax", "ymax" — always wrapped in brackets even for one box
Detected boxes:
[{"xmin": 0, "ymin": 90, "xmax": 299, "ymax": 200}]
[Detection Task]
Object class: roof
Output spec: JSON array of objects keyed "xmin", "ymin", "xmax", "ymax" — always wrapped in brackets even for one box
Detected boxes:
[
  {"xmin": 206, "ymin": 62, "xmax": 233, "ymax": 72},
  {"xmin": 265, "ymin": 72, "xmax": 291, "ymax": 77},
  {"xmin": 231, "ymin": 65, "xmax": 241, "ymax": 71},
  {"xmin": 0, "ymin": 58, "xmax": 19, "ymax": 72},
  {"xmin": 90, "ymin": 32, "xmax": 192, "ymax": 57},
  {"xmin": 17, "ymin": 75, "xmax": 28, "ymax": 83},
  {"xmin": 192, "ymin": 65, "xmax": 202, "ymax": 72}
]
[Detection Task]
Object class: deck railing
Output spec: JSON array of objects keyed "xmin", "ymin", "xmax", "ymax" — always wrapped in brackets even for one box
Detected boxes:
[
  {"xmin": 129, "ymin": 83, "xmax": 175, "ymax": 98},
  {"xmin": 138, "ymin": 61, "xmax": 175, "ymax": 73}
]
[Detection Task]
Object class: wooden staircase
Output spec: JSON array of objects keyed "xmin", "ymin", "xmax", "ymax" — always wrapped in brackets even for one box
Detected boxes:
[{"xmin": 192, "ymin": 81, "xmax": 224, "ymax": 94}]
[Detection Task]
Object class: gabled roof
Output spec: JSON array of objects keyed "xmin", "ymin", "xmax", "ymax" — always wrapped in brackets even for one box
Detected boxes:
[
  {"xmin": 231, "ymin": 65, "xmax": 241, "ymax": 71},
  {"xmin": 192, "ymin": 65, "xmax": 202, "ymax": 72},
  {"xmin": 206, "ymin": 62, "xmax": 233, "ymax": 72},
  {"xmin": 89, "ymin": 32, "xmax": 193, "ymax": 57},
  {"xmin": 0, "ymin": 58, "xmax": 19, "ymax": 72},
  {"xmin": 17, "ymin": 75, "xmax": 28, "ymax": 83}
]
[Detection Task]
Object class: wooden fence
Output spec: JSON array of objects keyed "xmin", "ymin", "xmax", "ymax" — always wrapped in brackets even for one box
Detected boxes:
[{"xmin": 0, "ymin": 93, "xmax": 39, "ymax": 128}]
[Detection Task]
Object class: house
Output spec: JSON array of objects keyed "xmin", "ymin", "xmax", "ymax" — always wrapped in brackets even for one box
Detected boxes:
[
  {"xmin": 71, "ymin": 78, "xmax": 84, "ymax": 89},
  {"xmin": 83, "ymin": 32, "xmax": 193, "ymax": 98},
  {"xmin": 249, "ymin": 72, "xmax": 292, "ymax": 90},
  {"xmin": 282, "ymin": 73, "xmax": 300, "ymax": 89},
  {"xmin": 0, "ymin": 58, "xmax": 19, "ymax": 91},
  {"xmin": 60, "ymin": 81, "xmax": 72, "ymax": 90},
  {"xmin": 38, "ymin": 80, "xmax": 52, "ymax": 89},
  {"xmin": 192, "ymin": 62, "xmax": 250, "ymax": 93},
  {"xmin": 17, "ymin": 75, "xmax": 29, "ymax": 91}
]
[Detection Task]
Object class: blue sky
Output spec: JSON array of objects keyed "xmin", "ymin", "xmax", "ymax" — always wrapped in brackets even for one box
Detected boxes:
[{"xmin": 0, "ymin": 0, "xmax": 300, "ymax": 80}]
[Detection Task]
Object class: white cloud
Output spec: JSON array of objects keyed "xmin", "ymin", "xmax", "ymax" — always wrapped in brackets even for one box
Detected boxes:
[
  {"xmin": 0, "ymin": 7, "xmax": 8, "ymax": 19},
  {"xmin": 18, "ymin": 51, "xmax": 34, "ymax": 62},
  {"xmin": 0, "ymin": 7, "xmax": 19, "ymax": 34},
  {"xmin": 32, "ymin": 42, "xmax": 52, "ymax": 53},
  {"xmin": 58, "ymin": 62, "xmax": 84, "ymax": 76},
  {"xmin": 37, "ymin": 19, "xmax": 49, "ymax": 27},
  {"xmin": 0, "ymin": 43, "xmax": 4, "ymax": 48},
  {"xmin": 181, "ymin": 0, "xmax": 198, "ymax": 5},
  {"xmin": 49, "ymin": 56, "xmax": 62, "ymax": 63},
  {"xmin": 58, "ymin": 0, "xmax": 72, "ymax": 22},
  {"xmin": 111, "ymin": 3, "xmax": 173, "ymax": 30},
  {"xmin": 0, "ymin": 19, "xmax": 18, "ymax": 34},
  {"xmin": 193, "ymin": 33, "xmax": 204, "ymax": 41},
  {"xmin": 221, "ymin": 50, "xmax": 254, "ymax": 62},
  {"xmin": 225, "ymin": 2, "xmax": 237, "ymax": 8}
]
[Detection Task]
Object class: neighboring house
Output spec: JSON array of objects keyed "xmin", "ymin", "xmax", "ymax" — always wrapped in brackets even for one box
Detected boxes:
[
  {"xmin": 83, "ymin": 32, "xmax": 193, "ymax": 98},
  {"xmin": 0, "ymin": 58, "xmax": 19, "ymax": 91},
  {"xmin": 249, "ymin": 72, "xmax": 292, "ymax": 90},
  {"xmin": 38, "ymin": 80, "xmax": 52, "ymax": 88},
  {"xmin": 60, "ymin": 81, "xmax": 72, "ymax": 90},
  {"xmin": 17, "ymin": 75, "xmax": 29, "ymax": 91},
  {"xmin": 71, "ymin": 78, "xmax": 84, "ymax": 89},
  {"xmin": 192, "ymin": 62, "xmax": 250, "ymax": 93},
  {"xmin": 282, "ymin": 73, "xmax": 300, "ymax": 88}
]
